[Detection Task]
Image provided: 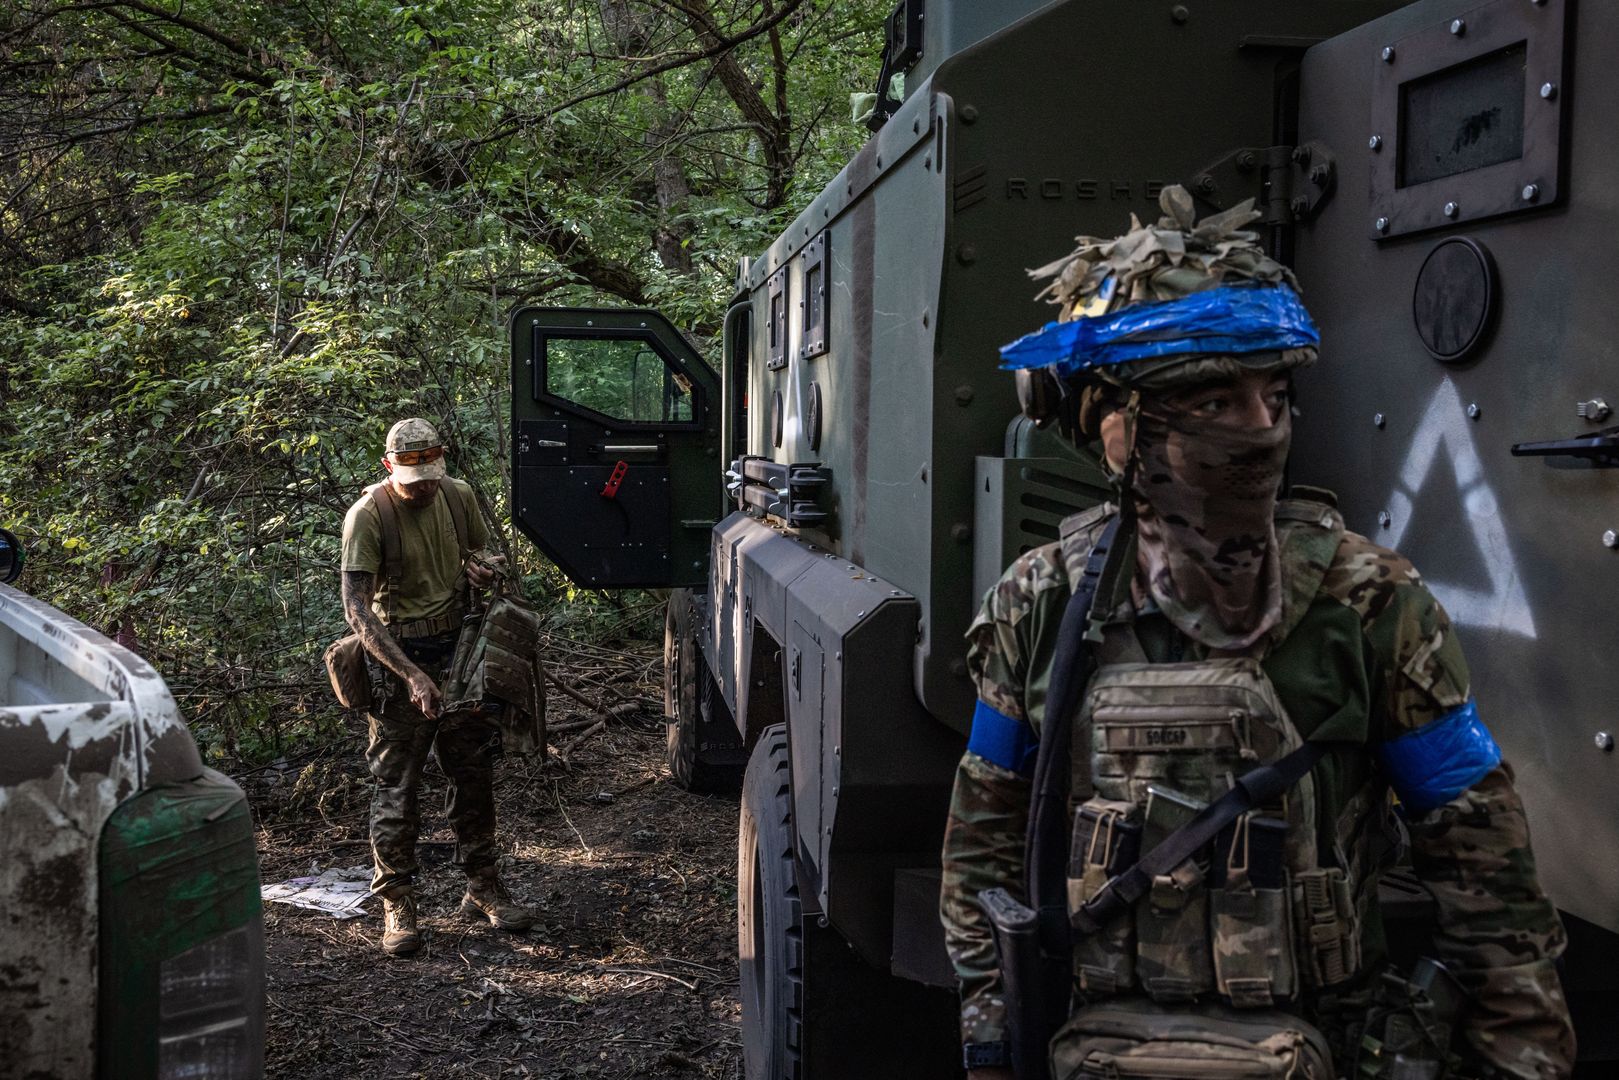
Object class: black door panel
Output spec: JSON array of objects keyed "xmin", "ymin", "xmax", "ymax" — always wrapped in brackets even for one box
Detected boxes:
[{"xmin": 510, "ymin": 308, "xmax": 722, "ymax": 588}]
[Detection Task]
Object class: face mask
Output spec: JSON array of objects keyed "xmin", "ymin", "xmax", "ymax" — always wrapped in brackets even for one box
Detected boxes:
[{"xmin": 1128, "ymin": 403, "xmax": 1290, "ymax": 651}]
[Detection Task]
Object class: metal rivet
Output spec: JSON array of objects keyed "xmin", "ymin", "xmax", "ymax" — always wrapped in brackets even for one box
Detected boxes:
[
  {"xmin": 1236, "ymin": 151, "xmax": 1257, "ymax": 172},
  {"xmin": 955, "ymin": 384, "xmax": 975, "ymax": 406},
  {"xmin": 1374, "ymin": 216, "xmax": 1390, "ymax": 233},
  {"xmin": 1444, "ymin": 201, "xmax": 1460, "ymax": 219},
  {"xmin": 1171, "ymin": 5, "xmax": 1190, "ymax": 24},
  {"xmin": 1605, "ymin": 529, "xmax": 1619, "ymax": 549},
  {"xmin": 1373, "ymin": 412, "xmax": 1386, "ymax": 429},
  {"xmin": 1540, "ymin": 81, "xmax": 1558, "ymax": 100},
  {"xmin": 1450, "ymin": 17, "xmax": 1465, "ymax": 35},
  {"xmin": 957, "ymin": 243, "xmax": 978, "ymax": 265},
  {"xmin": 1196, "ymin": 173, "xmax": 1217, "ymax": 194},
  {"xmin": 960, "ymin": 105, "xmax": 979, "ymax": 124},
  {"xmin": 1381, "ymin": 45, "xmax": 1396, "ymax": 62},
  {"xmin": 952, "ymin": 522, "xmax": 972, "ymax": 542},
  {"xmin": 1368, "ymin": 134, "xmax": 1383, "ymax": 151},
  {"xmin": 1522, "ymin": 183, "xmax": 1542, "ymax": 202},
  {"xmin": 1597, "ymin": 731, "xmax": 1615, "ymax": 752},
  {"xmin": 1467, "ymin": 403, "xmax": 1481, "ymax": 420},
  {"xmin": 1379, "ymin": 510, "xmax": 1392, "ymax": 529}
]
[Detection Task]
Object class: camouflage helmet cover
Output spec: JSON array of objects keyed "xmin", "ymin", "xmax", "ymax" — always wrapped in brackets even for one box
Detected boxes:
[{"xmin": 1028, "ymin": 184, "xmax": 1318, "ymax": 392}]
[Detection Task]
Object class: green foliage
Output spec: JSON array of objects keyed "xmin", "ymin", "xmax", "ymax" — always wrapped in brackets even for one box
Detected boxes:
[{"xmin": 0, "ymin": 0, "xmax": 888, "ymax": 764}]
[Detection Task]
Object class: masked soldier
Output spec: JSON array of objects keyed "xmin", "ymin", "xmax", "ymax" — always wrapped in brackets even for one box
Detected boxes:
[
  {"xmin": 940, "ymin": 190, "xmax": 1574, "ymax": 1078},
  {"xmin": 341, "ymin": 418, "xmax": 536, "ymax": 956}
]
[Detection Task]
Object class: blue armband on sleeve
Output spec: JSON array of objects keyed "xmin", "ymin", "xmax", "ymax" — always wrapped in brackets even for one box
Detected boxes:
[
  {"xmin": 967, "ymin": 701, "xmax": 1038, "ymax": 777},
  {"xmin": 1378, "ymin": 699, "xmax": 1501, "ymax": 816}
]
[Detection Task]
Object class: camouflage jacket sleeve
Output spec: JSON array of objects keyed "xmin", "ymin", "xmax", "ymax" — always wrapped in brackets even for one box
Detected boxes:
[
  {"xmin": 940, "ymin": 542, "xmax": 1070, "ymax": 1046},
  {"xmin": 1330, "ymin": 534, "xmax": 1575, "ymax": 1078}
]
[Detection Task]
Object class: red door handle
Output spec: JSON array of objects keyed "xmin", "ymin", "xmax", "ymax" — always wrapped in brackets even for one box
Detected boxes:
[{"xmin": 600, "ymin": 460, "xmax": 629, "ymax": 498}]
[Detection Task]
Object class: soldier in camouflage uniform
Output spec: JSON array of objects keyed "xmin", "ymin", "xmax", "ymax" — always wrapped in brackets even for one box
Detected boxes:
[
  {"xmin": 341, "ymin": 418, "xmax": 537, "ymax": 956},
  {"xmin": 940, "ymin": 190, "xmax": 1574, "ymax": 1078}
]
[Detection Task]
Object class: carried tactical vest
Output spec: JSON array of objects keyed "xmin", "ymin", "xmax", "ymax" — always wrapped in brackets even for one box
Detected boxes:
[{"xmin": 1064, "ymin": 497, "xmax": 1368, "ymax": 1012}]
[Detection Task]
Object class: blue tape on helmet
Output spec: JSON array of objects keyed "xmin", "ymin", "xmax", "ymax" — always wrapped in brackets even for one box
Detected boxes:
[
  {"xmin": 1378, "ymin": 699, "xmax": 1501, "ymax": 816},
  {"xmin": 999, "ymin": 284, "xmax": 1320, "ymax": 378},
  {"xmin": 967, "ymin": 700, "xmax": 1037, "ymax": 777}
]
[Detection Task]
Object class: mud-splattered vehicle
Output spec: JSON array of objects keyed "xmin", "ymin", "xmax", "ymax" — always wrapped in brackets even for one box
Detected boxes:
[
  {"xmin": 513, "ymin": 0, "xmax": 1619, "ymax": 1075},
  {"xmin": 0, "ymin": 574, "xmax": 264, "ymax": 1078}
]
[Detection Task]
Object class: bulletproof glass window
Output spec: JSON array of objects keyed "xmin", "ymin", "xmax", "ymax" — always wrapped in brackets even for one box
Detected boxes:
[
  {"xmin": 799, "ymin": 232, "xmax": 829, "ymax": 361},
  {"xmin": 542, "ymin": 336, "xmax": 695, "ymax": 424},
  {"xmin": 766, "ymin": 266, "xmax": 789, "ymax": 370},
  {"xmin": 1398, "ymin": 43, "xmax": 1526, "ymax": 189}
]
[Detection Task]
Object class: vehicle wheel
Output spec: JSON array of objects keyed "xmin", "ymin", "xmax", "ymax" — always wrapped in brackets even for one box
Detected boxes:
[
  {"xmin": 664, "ymin": 590, "xmax": 742, "ymax": 793},
  {"xmin": 739, "ymin": 724, "xmax": 802, "ymax": 1079}
]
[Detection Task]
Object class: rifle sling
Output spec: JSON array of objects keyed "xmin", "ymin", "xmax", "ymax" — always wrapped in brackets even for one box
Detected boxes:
[
  {"xmin": 1071, "ymin": 739, "xmax": 1329, "ymax": 936},
  {"xmin": 1025, "ymin": 517, "xmax": 1123, "ymax": 972}
]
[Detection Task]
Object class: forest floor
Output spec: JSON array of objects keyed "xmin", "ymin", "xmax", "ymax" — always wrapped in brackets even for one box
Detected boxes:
[{"xmin": 243, "ymin": 635, "xmax": 744, "ymax": 1080}]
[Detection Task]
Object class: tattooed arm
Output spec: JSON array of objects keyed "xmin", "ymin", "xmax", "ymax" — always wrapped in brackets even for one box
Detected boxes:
[{"xmin": 341, "ymin": 570, "xmax": 440, "ymax": 718}]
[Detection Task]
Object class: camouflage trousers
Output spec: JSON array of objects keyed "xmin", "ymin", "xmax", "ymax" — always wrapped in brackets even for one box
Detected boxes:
[{"xmin": 365, "ymin": 633, "xmax": 500, "ymax": 896}]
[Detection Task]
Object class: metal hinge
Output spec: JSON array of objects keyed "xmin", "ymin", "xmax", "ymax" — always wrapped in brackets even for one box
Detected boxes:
[{"xmin": 1187, "ymin": 141, "xmax": 1336, "ymax": 226}]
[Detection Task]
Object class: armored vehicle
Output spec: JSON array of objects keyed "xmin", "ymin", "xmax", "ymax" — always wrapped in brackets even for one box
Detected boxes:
[
  {"xmin": 512, "ymin": 0, "xmax": 1619, "ymax": 1074},
  {"xmin": 0, "ymin": 574, "xmax": 265, "ymax": 1079}
]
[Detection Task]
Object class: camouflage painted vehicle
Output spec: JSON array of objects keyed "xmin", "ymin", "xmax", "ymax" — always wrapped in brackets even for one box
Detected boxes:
[
  {"xmin": 0, "ymin": 580, "xmax": 264, "ymax": 1079},
  {"xmin": 513, "ymin": 0, "xmax": 1619, "ymax": 1075}
]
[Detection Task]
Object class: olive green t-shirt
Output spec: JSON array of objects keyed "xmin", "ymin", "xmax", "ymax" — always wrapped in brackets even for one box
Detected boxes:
[{"xmin": 340, "ymin": 478, "xmax": 490, "ymax": 624}]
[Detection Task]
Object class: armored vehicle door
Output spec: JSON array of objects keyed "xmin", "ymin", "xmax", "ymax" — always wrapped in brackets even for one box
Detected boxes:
[
  {"xmin": 1287, "ymin": 0, "xmax": 1619, "ymax": 946},
  {"xmin": 510, "ymin": 308, "xmax": 722, "ymax": 588}
]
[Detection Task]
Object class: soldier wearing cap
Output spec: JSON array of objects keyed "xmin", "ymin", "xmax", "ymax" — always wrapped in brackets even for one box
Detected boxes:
[
  {"xmin": 340, "ymin": 418, "xmax": 536, "ymax": 956},
  {"xmin": 940, "ymin": 190, "xmax": 1573, "ymax": 1078}
]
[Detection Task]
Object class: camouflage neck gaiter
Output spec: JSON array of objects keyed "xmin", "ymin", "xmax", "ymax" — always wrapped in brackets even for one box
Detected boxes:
[{"xmin": 1129, "ymin": 406, "xmax": 1290, "ymax": 651}]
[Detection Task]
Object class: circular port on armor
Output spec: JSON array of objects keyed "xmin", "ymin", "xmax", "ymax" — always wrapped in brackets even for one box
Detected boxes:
[
  {"xmin": 1412, "ymin": 237, "xmax": 1497, "ymax": 364},
  {"xmin": 806, "ymin": 382, "xmax": 822, "ymax": 451}
]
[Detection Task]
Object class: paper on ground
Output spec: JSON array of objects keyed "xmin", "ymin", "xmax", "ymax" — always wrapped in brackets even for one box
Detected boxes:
[{"xmin": 262, "ymin": 865, "xmax": 374, "ymax": 919}]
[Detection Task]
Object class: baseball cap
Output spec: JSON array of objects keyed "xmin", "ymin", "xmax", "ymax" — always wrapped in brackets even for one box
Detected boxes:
[{"xmin": 385, "ymin": 418, "xmax": 447, "ymax": 483}]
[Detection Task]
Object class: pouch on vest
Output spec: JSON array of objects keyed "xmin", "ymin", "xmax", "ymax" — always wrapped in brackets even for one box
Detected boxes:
[
  {"xmin": 1069, "ymin": 798, "xmax": 1141, "ymax": 995},
  {"xmin": 1135, "ymin": 785, "xmax": 1215, "ymax": 1002},
  {"xmin": 1209, "ymin": 813, "xmax": 1297, "ymax": 1008},
  {"xmin": 1293, "ymin": 867, "xmax": 1360, "ymax": 989},
  {"xmin": 1049, "ymin": 999, "xmax": 1335, "ymax": 1080}
]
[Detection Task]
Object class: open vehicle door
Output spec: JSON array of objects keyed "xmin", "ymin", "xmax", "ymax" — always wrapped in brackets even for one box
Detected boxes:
[
  {"xmin": 1287, "ymin": 0, "xmax": 1619, "ymax": 1011},
  {"xmin": 510, "ymin": 307, "xmax": 722, "ymax": 588}
]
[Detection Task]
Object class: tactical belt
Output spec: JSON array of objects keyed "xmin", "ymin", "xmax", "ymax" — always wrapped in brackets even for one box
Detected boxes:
[{"xmin": 387, "ymin": 608, "xmax": 467, "ymax": 640}]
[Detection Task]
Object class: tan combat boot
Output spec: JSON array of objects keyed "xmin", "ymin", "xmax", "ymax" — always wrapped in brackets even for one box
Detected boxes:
[
  {"xmin": 380, "ymin": 890, "xmax": 422, "ymax": 957},
  {"xmin": 460, "ymin": 871, "xmax": 537, "ymax": 931}
]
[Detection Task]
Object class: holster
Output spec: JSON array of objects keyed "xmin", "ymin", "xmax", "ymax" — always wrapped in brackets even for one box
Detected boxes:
[{"xmin": 980, "ymin": 887, "xmax": 1050, "ymax": 1080}]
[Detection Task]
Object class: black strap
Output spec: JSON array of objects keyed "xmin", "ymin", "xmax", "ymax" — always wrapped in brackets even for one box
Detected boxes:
[
  {"xmin": 1071, "ymin": 739, "xmax": 1329, "ymax": 936},
  {"xmin": 1024, "ymin": 516, "xmax": 1122, "ymax": 1018}
]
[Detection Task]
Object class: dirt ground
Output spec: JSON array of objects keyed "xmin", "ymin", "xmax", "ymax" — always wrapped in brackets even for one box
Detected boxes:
[{"xmin": 245, "ymin": 637, "xmax": 743, "ymax": 1080}]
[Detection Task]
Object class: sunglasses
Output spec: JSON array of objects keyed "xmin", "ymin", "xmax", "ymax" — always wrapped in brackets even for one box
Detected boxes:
[{"xmin": 388, "ymin": 445, "xmax": 444, "ymax": 466}]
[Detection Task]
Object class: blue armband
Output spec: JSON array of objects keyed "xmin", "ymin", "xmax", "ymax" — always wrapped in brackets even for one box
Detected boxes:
[
  {"xmin": 1378, "ymin": 699, "xmax": 1501, "ymax": 816},
  {"xmin": 967, "ymin": 701, "xmax": 1038, "ymax": 777}
]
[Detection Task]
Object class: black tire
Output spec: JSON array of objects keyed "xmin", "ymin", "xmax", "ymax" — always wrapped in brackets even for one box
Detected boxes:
[
  {"xmin": 738, "ymin": 724, "xmax": 802, "ymax": 1079},
  {"xmin": 664, "ymin": 591, "xmax": 742, "ymax": 794}
]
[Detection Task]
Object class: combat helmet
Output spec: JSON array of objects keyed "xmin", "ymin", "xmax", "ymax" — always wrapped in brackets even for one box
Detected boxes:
[{"xmin": 1001, "ymin": 185, "xmax": 1320, "ymax": 436}]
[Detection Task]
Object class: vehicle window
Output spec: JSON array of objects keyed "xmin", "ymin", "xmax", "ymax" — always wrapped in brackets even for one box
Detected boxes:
[{"xmin": 544, "ymin": 337, "xmax": 695, "ymax": 423}]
